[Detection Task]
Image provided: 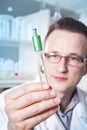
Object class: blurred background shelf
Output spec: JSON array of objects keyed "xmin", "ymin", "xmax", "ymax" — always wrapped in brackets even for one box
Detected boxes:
[
  {"xmin": 0, "ymin": 79, "xmax": 30, "ymax": 88},
  {"xmin": 0, "ymin": 39, "xmax": 19, "ymax": 47}
]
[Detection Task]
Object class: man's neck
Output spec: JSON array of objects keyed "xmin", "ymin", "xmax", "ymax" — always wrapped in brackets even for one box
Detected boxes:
[{"xmin": 57, "ymin": 88, "xmax": 76, "ymax": 112}]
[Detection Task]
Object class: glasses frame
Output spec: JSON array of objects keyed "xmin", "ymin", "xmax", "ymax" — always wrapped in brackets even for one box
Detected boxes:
[{"xmin": 44, "ymin": 52, "xmax": 87, "ymax": 67}]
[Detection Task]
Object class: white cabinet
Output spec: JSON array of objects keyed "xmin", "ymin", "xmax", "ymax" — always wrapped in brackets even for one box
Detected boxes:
[{"xmin": 0, "ymin": 39, "xmax": 36, "ymax": 88}]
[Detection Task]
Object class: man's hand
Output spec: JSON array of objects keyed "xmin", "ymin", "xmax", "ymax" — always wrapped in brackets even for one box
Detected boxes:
[{"xmin": 5, "ymin": 82, "xmax": 60, "ymax": 130}]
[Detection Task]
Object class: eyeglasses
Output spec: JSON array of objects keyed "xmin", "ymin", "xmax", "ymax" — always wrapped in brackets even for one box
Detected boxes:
[{"xmin": 44, "ymin": 52, "xmax": 87, "ymax": 67}]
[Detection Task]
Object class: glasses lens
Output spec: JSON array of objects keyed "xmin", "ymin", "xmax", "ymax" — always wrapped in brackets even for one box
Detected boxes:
[
  {"xmin": 68, "ymin": 56, "xmax": 84, "ymax": 66},
  {"xmin": 44, "ymin": 53, "xmax": 86, "ymax": 66},
  {"xmin": 44, "ymin": 53, "xmax": 61, "ymax": 63}
]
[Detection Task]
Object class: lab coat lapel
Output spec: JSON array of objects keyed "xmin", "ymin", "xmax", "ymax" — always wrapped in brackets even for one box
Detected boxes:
[{"xmin": 45, "ymin": 113, "xmax": 65, "ymax": 130}]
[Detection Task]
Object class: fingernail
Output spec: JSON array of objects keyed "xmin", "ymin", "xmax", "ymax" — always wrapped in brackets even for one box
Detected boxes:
[
  {"xmin": 43, "ymin": 83, "xmax": 49, "ymax": 89},
  {"xmin": 50, "ymin": 90, "xmax": 56, "ymax": 96},
  {"xmin": 54, "ymin": 97, "xmax": 60, "ymax": 104}
]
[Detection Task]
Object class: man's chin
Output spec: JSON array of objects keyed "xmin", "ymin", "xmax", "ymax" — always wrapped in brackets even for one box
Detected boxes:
[{"xmin": 49, "ymin": 82, "xmax": 70, "ymax": 92}]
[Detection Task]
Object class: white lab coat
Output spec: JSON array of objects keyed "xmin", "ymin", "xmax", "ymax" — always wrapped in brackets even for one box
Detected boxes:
[
  {"xmin": 34, "ymin": 87, "xmax": 87, "ymax": 130},
  {"xmin": 0, "ymin": 86, "xmax": 87, "ymax": 130}
]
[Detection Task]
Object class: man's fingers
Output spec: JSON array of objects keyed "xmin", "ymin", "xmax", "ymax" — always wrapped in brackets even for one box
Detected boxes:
[
  {"xmin": 6, "ymin": 89, "xmax": 57, "ymax": 109},
  {"xmin": 13, "ymin": 107, "xmax": 58, "ymax": 130},
  {"xmin": 19, "ymin": 98, "xmax": 59, "ymax": 120},
  {"xmin": 5, "ymin": 82, "xmax": 50, "ymax": 100},
  {"xmin": 7, "ymin": 97, "xmax": 60, "ymax": 122}
]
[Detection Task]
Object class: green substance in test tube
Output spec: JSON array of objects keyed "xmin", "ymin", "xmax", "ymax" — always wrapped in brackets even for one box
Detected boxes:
[
  {"xmin": 32, "ymin": 28, "xmax": 43, "ymax": 52},
  {"xmin": 32, "ymin": 28, "xmax": 48, "ymax": 82}
]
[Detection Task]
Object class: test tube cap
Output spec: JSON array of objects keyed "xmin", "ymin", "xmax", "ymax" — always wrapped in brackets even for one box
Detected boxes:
[{"xmin": 32, "ymin": 28, "xmax": 43, "ymax": 52}]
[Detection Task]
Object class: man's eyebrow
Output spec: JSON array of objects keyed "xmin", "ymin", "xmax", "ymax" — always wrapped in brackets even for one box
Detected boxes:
[
  {"xmin": 46, "ymin": 51, "xmax": 59, "ymax": 53},
  {"xmin": 68, "ymin": 53, "xmax": 82, "ymax": 57},
  {"xmin": 45, "ymin": 51, "xmax": 83, "ymax": 57}
]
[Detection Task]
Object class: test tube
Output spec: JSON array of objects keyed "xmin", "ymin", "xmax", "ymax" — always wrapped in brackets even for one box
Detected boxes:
[{"xmin": 32, "ymin": 28, "xmax": 47, "ymax": 82}]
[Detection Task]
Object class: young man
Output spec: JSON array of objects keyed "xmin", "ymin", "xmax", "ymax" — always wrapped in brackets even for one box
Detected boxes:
[{"xmin": 0, "ymin": 17, "xmax": 87, "ymax": 130}]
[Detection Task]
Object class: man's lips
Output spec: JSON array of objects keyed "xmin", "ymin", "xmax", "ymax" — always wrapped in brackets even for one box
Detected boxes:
[{"xmin": 53, "ymin": 76, "xmax": 68, "ymax": 81}]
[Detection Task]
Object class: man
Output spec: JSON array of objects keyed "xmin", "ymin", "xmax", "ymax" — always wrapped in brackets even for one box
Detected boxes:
[{"xmin": 0, "ymin": 17, "xmax": 87, "ymax": 130}]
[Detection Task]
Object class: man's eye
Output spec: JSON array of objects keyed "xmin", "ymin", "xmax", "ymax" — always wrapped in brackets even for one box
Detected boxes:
[
  {"xmin": 51, "ymin": 54, "xmax": 58, "ymax": 58},
  {"xmin": 70, "ymin": 56, "xmax": 80, "ymax": 61}
]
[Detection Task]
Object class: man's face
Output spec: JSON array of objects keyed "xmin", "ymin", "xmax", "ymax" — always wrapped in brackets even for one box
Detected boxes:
[{"xmin": 44, "ymin": 29, "xmax": 87, "ymax": 93}]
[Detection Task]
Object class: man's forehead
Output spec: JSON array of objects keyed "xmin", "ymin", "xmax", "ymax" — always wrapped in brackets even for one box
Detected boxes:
[{"xmin": 44, "ymin": 30, "xmax": 87, "ymax": 57}]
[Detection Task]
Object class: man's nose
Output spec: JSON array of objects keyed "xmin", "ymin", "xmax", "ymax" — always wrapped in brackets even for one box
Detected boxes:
[{"xmin": 56, "ymin": 57, "xmax": 68, "ymax": 72}]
